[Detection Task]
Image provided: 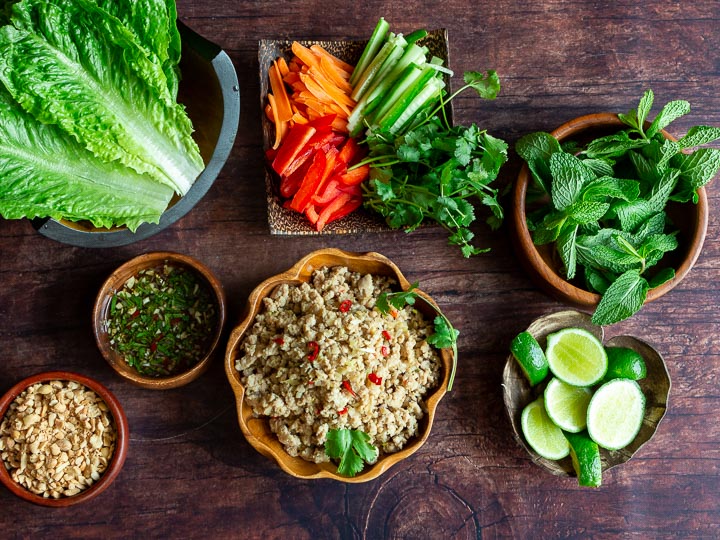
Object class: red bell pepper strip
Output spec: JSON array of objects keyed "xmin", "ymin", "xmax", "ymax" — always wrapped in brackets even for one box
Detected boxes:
[
  {"xmin": 271, "ymin": 124, "xmax": 316, "ymax": 176},
  {"xmin": 338, "ymin": 164, "xmax": 370, "ymax": 186},
  {"xmin": 315, "ymin": 191, "xmax": 362, "ymax": 231},
  {"xmin": 311, "ymin": 177, "xmax": 343, "ymax": 206},
  {"xmin": 283, "ymin": 129, "xmax": 339, "ymax": 178},
  {"xmin": 337, "ymin": 136, "xmax": 361, "ymax": 165},
  {"xmin": 279, "ymin": 156, "xmax": 312, "ymax": 198},
  {"xmin": 289, "ymin": 150, "xmax": 327, "ymax": 213}
]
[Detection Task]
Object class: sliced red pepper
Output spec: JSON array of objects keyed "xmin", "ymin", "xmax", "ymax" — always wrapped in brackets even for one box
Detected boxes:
[
  {"xmin": 382, "ymin": 330, "xmax": 392, "ymax": 341},
  {"xmin": 339, "ymin": 164, "xmax": 370, "ymax": 186},
  {"xmin": 338, "ymin": 407, "xmax": 348, "ymax": 415},
  {"xmin": 339, "ymin": 300, "xmax": 352, "ymax": 313},
  {"xmin": 273, "ymin": 337, "xmax": 285, "ymax": 345},
  {"xmin": 337, "ymin": 136, "xmax": 361, "ymax": 165},
  {"xmin": 289, "ymin": 150, "xmax": 326, "ymax": 213},
  {"xmin": 368, "ymin": 373, "xmax": 382, "ymax": 385},
  {"xmin": 305, "ymin": 204, "xmax": 319, "ymax": 225},
  {"xmin": 283, "ymin": 129, "xmax": 336, "ymax": 178},
  {"xmin": 307, "ymin": 341, "xmax": 319, "ymax": 361},
  {"xmin": 305, "ymin": 114, "xmax": 337, "ymax": 130},
  {"xmin": 342, "ymin": 380, "xmax": 357, "ymax": 398},
  {"xmin": 311, "ymin": 177, "xmax": 343, "ymax": 206},
  {"xmin": 271, "ymin": 124, "xmax": 316, "ymax": 176},
  {"xmin": 381, "ymin": 346, "xmax": 390, "ymax": 357},
  {"xmin": 279, "ymin": 156, "xmax": 312, "ymax": 198},
  {"xmin": 315, "ymin": 193, "xmax": 362, "ymax": 232}
]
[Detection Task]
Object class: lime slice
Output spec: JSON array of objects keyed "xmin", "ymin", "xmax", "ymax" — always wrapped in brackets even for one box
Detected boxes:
[
  {"xmin": 587, "ymin": 379, "xmax": 646, "ymax": 450},
  {"xmin": 565, "ymin": 431, "xmax": 602, "ymax": 487},
  {"xmin": 546, "ymin": 327, "xmax": 607, "ymax": 386},
  {"xmin": 511, "ymin": 331, "xmax": 549, "ymax": 386},
  {"xmin": 601, "ymin": 346, "xmax": 647, "ymax": 383},
  {"xmin": 521, "ymin": 397, "xmax": 570, "ymax": 460},
  {"xmin": 544, "ymin": 377, "xmax": 592, "ymax": 433}
]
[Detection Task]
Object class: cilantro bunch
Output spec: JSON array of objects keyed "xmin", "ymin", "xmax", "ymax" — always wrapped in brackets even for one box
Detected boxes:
[
  {"xmin": 325, "ymin": 429, "xmax": 379, "ymax": 477},
  {"xmin": 517, "ymin": 89, "xmax": 720, "ymax": 325},
  {"xmin": 358, "ymin": 72, "xmax": 508, "ymax": 258}
]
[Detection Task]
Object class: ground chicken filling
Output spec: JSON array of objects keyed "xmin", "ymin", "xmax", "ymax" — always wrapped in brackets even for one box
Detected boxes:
[{"xmin": 236, "ymin": 266, "xmax": 442, "ymax": 464}]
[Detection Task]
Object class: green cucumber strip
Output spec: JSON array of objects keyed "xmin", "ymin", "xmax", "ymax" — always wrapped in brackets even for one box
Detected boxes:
[
  {"xmin": 350, "ymin": 17, "xmax": 389, "ymax": 87},
  {"xmin": 388, "ymin": 77, "xmax": 445, "ymax": 135},
  {"xmin": 364, "ymin": 63, "xmax": 425, "ymax": 128},
  {"xmin": 404, "ymin": 29, "xmax": 428, "ymax": 45},
  {"xmin": 377, "ymin": 66, "xmax": 439, "ymax": 132},
  {"xmin": 351, "ymin": 32, "xmax": 407, "ymax": 101}
]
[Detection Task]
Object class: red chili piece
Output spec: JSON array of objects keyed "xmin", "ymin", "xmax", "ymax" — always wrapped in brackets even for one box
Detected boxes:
[
  {"xmin": 382, "ymin": 330, "xmax": 392, "ymax": 341},
  {"xmin": 342, "ymin": 380, "xmax": 357, "ymax": 398},
  {"xmin": 307, "ymin": 341, "xmax": 319, "ymax": 361},
  {"xmin": 338, "ymin": 407, "xmax": 348, "ymax": 415},
  {"xmin": 339, "ymin": 300, "xmax": 352, "ymax": 313},
  {"xmin": 273, "ymin": 337, "xmax": 285, "ymax": 345},
  {"xmin": 368, "ymin": 373, "xmax": 382, "ymax": 385},
  {"xmin": 381, "ymin": 346, "xmax": 390, "ymax": 357}
]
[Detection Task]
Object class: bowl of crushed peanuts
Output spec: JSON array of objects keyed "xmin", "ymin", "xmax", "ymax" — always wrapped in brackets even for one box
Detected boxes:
[{"xmin": 0, "ymin": 371, "xmax": 129, "ymax": 506}]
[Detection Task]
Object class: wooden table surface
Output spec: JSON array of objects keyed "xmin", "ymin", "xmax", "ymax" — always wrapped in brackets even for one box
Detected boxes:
[{"xmin": 2, "ymin": 0, "xmax": 719, "ymax": 538}]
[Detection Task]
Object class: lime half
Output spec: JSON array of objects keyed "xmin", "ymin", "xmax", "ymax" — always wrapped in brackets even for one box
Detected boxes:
[
  {"xmin": 511, "ymin": 331, "xmax": 549, "ymax": 386},
  {"xmin": 546, "ymin": 327, "xmax": 607, "ymax": 386},
  {"xmin": 544, "ymin": 377, "xmax": 592, "ymax": 433},
  {"xmin": 521, "ymin": 397, "xmax": 570, "ymax": 460},
  {"xmin": 587, "ymin": 379, "xmax": 646, "ymax": 450},
  {"xmin": 602, "ymin": 346, "xmax": 647, "ymax": 383},
  {"xmin": 565, "ymin": 431, "xmax": 602, "ymax": 488}
]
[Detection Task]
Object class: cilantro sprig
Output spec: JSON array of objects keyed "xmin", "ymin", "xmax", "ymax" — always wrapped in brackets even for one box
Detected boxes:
[
  {"xmin": 358, "ymin": 71, "xmax": 508, "ymax": 258},
  {"xmin": 517, "ymin": 89, "xmax": 720, "ymax": 325},
  {"xmin": 376, "ymin": 282, "xmax": 459, "ymax": 390},
  {"xmin": 325, "ymin": 429, "xmax": 379, "ymax": 477}
]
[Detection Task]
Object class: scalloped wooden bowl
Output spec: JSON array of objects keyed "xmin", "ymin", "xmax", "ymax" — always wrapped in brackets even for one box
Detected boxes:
[
  {"xmin": 511, "ymin": 113, "xmax": 709, "ymax": 308},
  {"xmin": 502, "ymin": 310, "xmax": 671, "ymax": 479},
  {"xmin": 224, "ymin": 248, "xmax": 452, "ymax": 482},
  {"xmin": 0, "ymin": 371, "xmax": 129, "ymax": 506},
  {"xmin": 93, "ymin": 252, "xmax": 226, "ymax": 390}
]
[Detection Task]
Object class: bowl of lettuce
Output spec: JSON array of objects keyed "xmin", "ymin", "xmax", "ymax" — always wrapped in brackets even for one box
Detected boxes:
[{"xmin": 0, "ymin": 0, "xmax": 240, "ymax": 247}]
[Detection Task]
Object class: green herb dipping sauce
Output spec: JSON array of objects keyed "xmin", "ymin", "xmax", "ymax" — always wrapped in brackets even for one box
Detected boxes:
[{"xmin": 105, "ymin": 264, "xmax": 218, "ymax": 377}]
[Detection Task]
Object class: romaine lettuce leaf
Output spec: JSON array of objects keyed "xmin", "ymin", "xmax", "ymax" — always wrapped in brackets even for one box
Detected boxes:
[
  {"xmin": 0, "ymin": 86, "xmax": 174, "ymax": 231},
  {"xmin": 0, "ymin": 0, "xmax": 203, "ymax": 196}
]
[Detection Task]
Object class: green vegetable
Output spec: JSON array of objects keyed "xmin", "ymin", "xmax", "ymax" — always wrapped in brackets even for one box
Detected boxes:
[
  {"xmin": 324, "ymin": 428, "xmax": 379, "ymax": 477},
  {"xmin": 0, "ymin": 0, "xmax": 203, "ymax": 229},
  {"xmin": 517, "ymin": 89, "xmax": 720, "ymax": 325},
  {"xmin": 0, "ymin": 86, "xmax": 173, "ymax": 231},
  {"xmin": 376, "ymin": 283, "xmax": 460, "ymax": 391}
]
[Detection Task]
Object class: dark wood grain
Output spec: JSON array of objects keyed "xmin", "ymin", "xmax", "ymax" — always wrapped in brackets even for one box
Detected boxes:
[{"xmin": 2, "ymin": 0, "xmax": 720, "ymax": 537}]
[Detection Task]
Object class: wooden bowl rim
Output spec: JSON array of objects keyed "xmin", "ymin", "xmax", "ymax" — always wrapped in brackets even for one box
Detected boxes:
[
  {"xmin": 93, "ymin": 251, "xmax": 226, "ymax": 390},
  {"xmin": 0, "ymin": 371, "xmax": 129, "ymax": 507},
  {"xmin": 511, "ymin": 112, "xmax": 709, "ymax": 308},
  {"xmin": 224, "ymin": 247, "xmax": 452, "ymax": 482}
]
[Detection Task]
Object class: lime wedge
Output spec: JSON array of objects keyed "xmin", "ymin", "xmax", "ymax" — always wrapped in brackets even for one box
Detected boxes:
[
  {"xmin": 587, "ymin": 379, "xmax": 646, "ymax": 450},
  {"xmin": 521, "ymin": 397, "xmax": 570, "ymax": 460},
  {"xmin": 601, "ymin": 346, "xmax": 647, "ymax": 383},
  {"xmin": 544, "ymin": 377, "xmax": 592, "ymax": 433},
  {"xmin": 565, "ymin": 431, "xmax": 602, "ymax": 487},
  {"xmin": 546, "ymin": 327, "xmax": 607, "ymax": 386},
  {"xmin": 511, "ymin": 331, "xmax": 549, "ymax": 386}
]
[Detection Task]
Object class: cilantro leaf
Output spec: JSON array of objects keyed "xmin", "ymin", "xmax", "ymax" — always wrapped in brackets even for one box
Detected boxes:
[
  {"xmin": 325, "ymin": 429, "xmax": 379, "ymax": 477},
  {"xmin": 463, "ymin": 70, "xmax": 501, "ymax": 99}
]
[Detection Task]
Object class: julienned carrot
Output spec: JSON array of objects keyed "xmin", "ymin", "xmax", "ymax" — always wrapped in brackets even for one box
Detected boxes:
[{"xmin": 265, "ymin": 41, "xmax": 356, "ymax": 147}]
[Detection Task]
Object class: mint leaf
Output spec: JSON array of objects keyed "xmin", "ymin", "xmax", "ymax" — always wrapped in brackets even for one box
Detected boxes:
[
  {"xmin": 647, "ymin": 99, "xmax": 691, "ymax": 137},
  {"xmin": 592, "ymin": 270, "xmax": 649, "ymax": 325},
  {"xmin": 637, "ymin": 89, "xmax": 655, "ymax": 130},
  {"xmin": 648, "ymin": 267, "xmax": 675, "ymax": 288},
  {"xmin": 584, "ymin": 131, "xmax": 647, "ymax": 159},
  {"xmin": 580, "ymin": 158, "xmax": 615, "ymax": 177},
  {"xmin": 580, "ymin": 177, "xmax": 640, "ymax": 202},
  {"xmin": 325, "ymin": 429, "xmax": 379, "ymax": 477},
  {"xmin": 678, "ymin": 125, "xmax": 720, "ymax": 149},
  {"xmin": 549, "ymin": 152, "xmax": 592, "ymax": 210},
  {"xmin": 568, "ymin": 201, "xmax": 610, "ymax": 224},
  {"xmin": 557, "ymin": 223, "xmax": 579, "ymax": 279},
  {"xmin": 674, "ymin": 147, "xmax": 720, "ymax": 189},
  {"xmin": 515, "ymin": 132, "xmax": 561, "ymax": 194},
  {"xmin": 585, "ymin": 266, "xmax": 613, "ymax": 295}
]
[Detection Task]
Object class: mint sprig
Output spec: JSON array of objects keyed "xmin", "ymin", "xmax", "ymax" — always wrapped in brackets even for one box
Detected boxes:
[{"xmin": 517, "ymin": 89, "xmax": 720, "ymax": 325}]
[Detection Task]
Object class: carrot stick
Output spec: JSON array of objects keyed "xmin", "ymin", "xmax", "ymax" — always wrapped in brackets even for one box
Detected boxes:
[
  {"xmin": 269, "ymin": 61, "xmax": 293, "ymax": 122},
  {"xmin": 310, "ymin": 44, "xmax": 354, "ymax": 74}
]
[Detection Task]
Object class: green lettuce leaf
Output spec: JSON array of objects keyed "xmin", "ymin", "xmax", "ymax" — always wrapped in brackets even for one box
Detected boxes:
[
  {"xmin": 0, "ymin": 0, "xmax": 203, "ymax": 195},
  {"xmin": 0, "ymin": 86, "xmax": 173, "ymax": 231}
]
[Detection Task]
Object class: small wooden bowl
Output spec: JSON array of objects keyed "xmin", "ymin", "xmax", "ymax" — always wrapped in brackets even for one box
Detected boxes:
[
  {"xmin": 93, "ymin": 252, "xmax": 226, "ymax": 390},
  {"xmin": 502, "ymin": 310, "xmax": 671, "ymax": 479},
  {"xmin": 224, "ymin": 248, "xmax": 453, "ymax": 482},
  {"xmin": 0, "ymin": 371, "xmax": 129, "ymax": 506},
  {"xmin": 511, "ymin": 112, "xmax": 709, "ymax": 308}
]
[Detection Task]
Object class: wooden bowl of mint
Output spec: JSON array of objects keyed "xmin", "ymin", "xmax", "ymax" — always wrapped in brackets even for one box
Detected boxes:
[
  {"xmin": 510, "ymin": 91, "xmax": 711, "ymax": 324},
  {"xmin": 502, "ymin": 310, "xmax": 671, "ymax": 480},
  {"xmin": 93, "ymin": 252, "xmax": 226, "ymax": 390}
]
